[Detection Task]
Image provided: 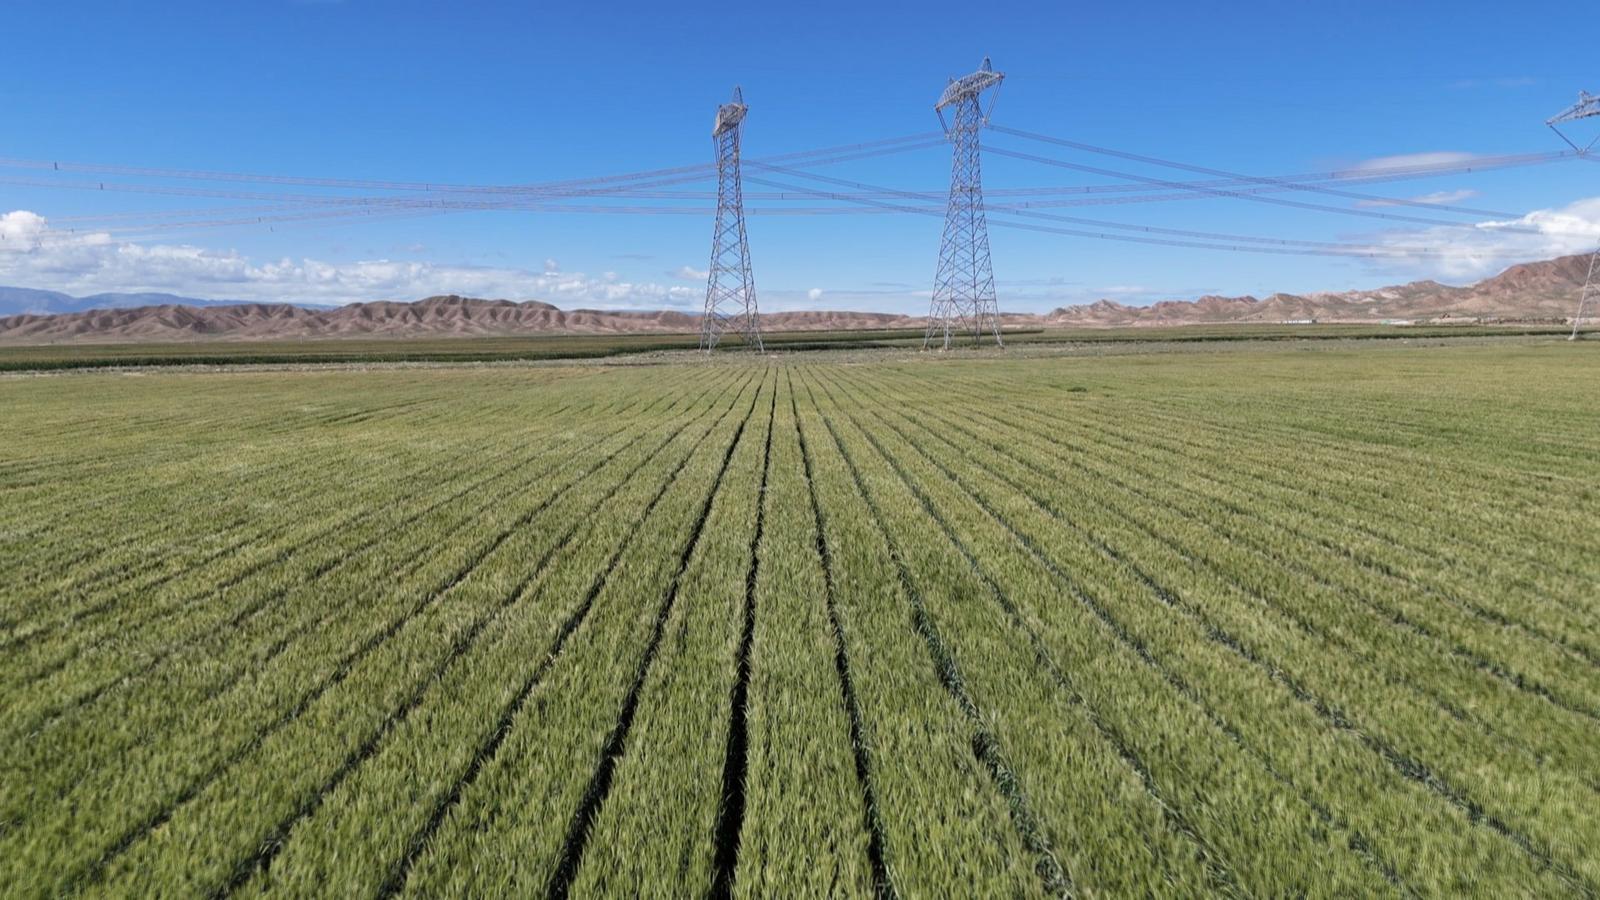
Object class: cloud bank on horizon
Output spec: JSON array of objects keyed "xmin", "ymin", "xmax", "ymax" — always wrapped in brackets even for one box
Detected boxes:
[
  {"xmin": 1372, "ymin": 196, "xmax": 1600, "ymax": 280},
  {"xmin": 4, "ymin": 196, "xmax": 1600, "ymax": 309}
]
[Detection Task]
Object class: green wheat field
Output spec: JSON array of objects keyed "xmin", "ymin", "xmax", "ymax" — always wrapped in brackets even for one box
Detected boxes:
[{"xmin": 2, "ymin": 338, "xmax": 1596, "ymax": 897}]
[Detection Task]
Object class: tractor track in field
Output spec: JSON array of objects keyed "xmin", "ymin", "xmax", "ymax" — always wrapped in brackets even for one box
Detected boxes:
[
  {"xmin": 208, "ymin": 375, "xmax": 754, "ymax": 898},
  {"xmin": 709, "ymin": 385, "xmax": 776, "ymax": 899},
  {"xmin": 372, "ymin": 374, "xmax": 762, "ymax": 900},
  {"xmin": 59, "ymin": 375, "xmax": 755, "ymax": 894},
  {"xmin": 843, "ymin": 369, "xmax": 1597, "ymax": 899},
  {"xmin": 9, "ymin": 420, "xmax": 638, "ymax": 744},
  {"xmin": 823, "ymin": 368, "xmax": 1411, "ymax": 894},
  {"xmin": 545, "ymin": 373, "xmax": 766, "ymax": 899},
  {"xmin": 797, "ymin": 371, "xmax": 1071, "ymax": 899},
  {"xmin": 5, "ymin": 376, "xmax": 702, "ymax": 698},
  {"xmin": 921, "ymin": 373, "xmax": 1600, "ymax": 740},
  {"xmin": 789, "ymin": 369, "xmax": 895, "ymax": 900}
]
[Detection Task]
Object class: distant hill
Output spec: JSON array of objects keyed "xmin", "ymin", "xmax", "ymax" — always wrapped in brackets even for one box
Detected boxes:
[
  {"xmin": 0, "ymin": 254, "xmax": 1587, "ymax": 344},
  {"xmin": 0, "ymin": 286, "xmax": 339, "ymax": 318},
  {"xmin": 0, "ymin": 294, "xmax": 917, "ymax": 343},
  {"xmin": 1045, "ymin": 254, "xmax": 1591, "ymax": 327}
]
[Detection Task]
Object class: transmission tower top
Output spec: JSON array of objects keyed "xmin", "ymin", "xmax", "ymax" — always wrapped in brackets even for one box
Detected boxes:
[
  {"xmin": 713, "ymin": 86, "xmax": 748, "ymax": 137},
  {"xmin": 935, "ymin": 58, "xmax": 1004, "ymax": 125},
  {"xmin": 1547, "ymin": 90, "xmax": 1600, "ymax": 152}
]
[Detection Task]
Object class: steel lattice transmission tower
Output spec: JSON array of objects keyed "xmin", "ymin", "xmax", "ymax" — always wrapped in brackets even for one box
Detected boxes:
[
  {"xmin": 700, "ymin": 86, "xmax": 763, "ymax": 353},
  {"xmin": 924, "ymin": 57, "xmax": 1005, "ymax": 350},
  {"xmin": 1547, "ymin": 90, "xmax": 1600, "ymax": 340}
]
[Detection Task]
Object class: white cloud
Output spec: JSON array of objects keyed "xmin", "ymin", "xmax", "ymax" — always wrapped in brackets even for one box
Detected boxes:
[
  {"xmin": 0, "ymin": 211, "xmax": 700, "ymax": 309},
  {"xmin": 1369, "ymin": 195, "xmax": 1600, "ymax": 280},
  {"xmin": 0, "ymin": 210, "xmax": 47, "ymax": 247},
  {"xmin": 672, "ymin": 265, "xmax": 709, "ymax": 280},
  {"xmin": 543, "ymin": 258, "xmax": 560, "ymax": 272},
  {"xmin": 1355, "ymin": 189, "xmax": 1480, "ymax": 209},
  {"xmin": 1353, "ymin": 151, "xmax": 1478, "ymax": 172},
  {"xmin": 807, "ymin": 287, "xmax": 823, "ymax": 302}
]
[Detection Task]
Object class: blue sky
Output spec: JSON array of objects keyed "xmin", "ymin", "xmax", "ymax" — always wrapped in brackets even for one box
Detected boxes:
[{"xmin": 2, "ymin": 0, "xmax": 1598, "ymax": 312}]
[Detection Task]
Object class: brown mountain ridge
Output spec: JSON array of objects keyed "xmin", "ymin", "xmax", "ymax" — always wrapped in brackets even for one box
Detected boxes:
[{"xmin": 0, "ymin": 254, "xmax": 1587, "ymax": 344}]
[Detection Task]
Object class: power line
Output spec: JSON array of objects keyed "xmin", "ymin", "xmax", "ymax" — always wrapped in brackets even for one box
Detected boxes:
[
  {"xmin": 990, "ymin": 124, "xmax": 1531, "ymax": 218},
  {"xmin": 0, "ymin": 132, "xmax": 942, "ymax": 196},
  {"xmin": 749, "ymin": 162, "xmax": 1494, "ymax": 256},
  {"xmin": 746, "ymin": 169, "xmax": 1497, "ymax": 260},
  {"xmin": 983, "ymin": 144, "xmax": 1563, "ymax": 236}
]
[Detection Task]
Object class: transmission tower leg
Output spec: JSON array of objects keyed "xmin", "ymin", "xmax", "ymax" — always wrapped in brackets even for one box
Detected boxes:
[
  {"xmin": 701, "ymin": 88, "xmax": 762, "ymax": 353},
  {"xmin": 1572, "ymin": 249, "xmax": 1598, "ymax": 341}
]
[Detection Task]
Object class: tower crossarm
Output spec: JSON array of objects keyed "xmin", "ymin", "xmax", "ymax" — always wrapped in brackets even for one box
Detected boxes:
[
  {"xmin": 935, "ymin": 57, "xmax": 1005, "ymax": 113},
  {"xmin": 714, "ymin": 86, "xmax": 748, "ymax": 137},
  {"xmin": 1548, "ymin": 90, "xmax": 1600, "ymax": 126}
]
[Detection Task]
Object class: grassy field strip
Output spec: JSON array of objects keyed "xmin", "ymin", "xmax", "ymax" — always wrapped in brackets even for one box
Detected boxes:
[
  {"xmin": 389, "ymin": 373, "xmax": 766, "ymax": 898},
  {"xmin": 0, "ymin": 375, "xmax": 754, "ymax": 893},
  {"xmin": 855, "ymin": 368, "xmax": 1599, "ymax": 892},
  {"xmin": 797, "ymin": 370, "xmax": 1077, "ymax": 897},
  {"xmin": 828, "ymin": 365, "xmax": 1584, "ymax": 894},
  {"xmin": 1089, "ymin": 406, "xmax": 1600, "ymax": 663},
  {"xmin": 0, "ymin": 345, "xmax": 1593, "ymax": 895},
  {"xmin": 0, "ymin": 408, "xmax": 649, "ymax": 747},
  {"xmin": 1088, "ymin": 388, "xmax": 1599, "ymax": 592},
  {"xmin": 909, "ymin": 371, "xmax": 1600, "ymax": 777},
  {"xmin": 565, "ymin": 380, "xmax": 777, "ymax": 896},
  {"xmin": 727, "ymin": 372, "xmax": 879, "ymax": 898},
  {"xmin": 0, "ymin": 404, "xmax": 643, "ymax": 702},
  {"xmin": 78, "ymin": 370, "xmax": 764, "ymax": 897},
  {"xmin": 0, "ymin": 432, "xmax": 536, "ymax": 646},
  {"xmin": 0, "ymin": 370, "xmax": 703, "ymax": 693},
  {"xmin": 1093, "ymin": 396, "xmax": 1597, "ymax": 615},
  {"xmin": 954, "ymin": 366, "xmax": 1596, "ymax": 569},
  {"xmin": 1160, "ymin": 368, "xmax": 1600, "ymax": 475},
  {"xmin": 937, "ymin": 371, "xmax": 1600, "ymax": 701},
  {"xmin": 0, "ymin": 394, "xmax": 494, "ymax": 597},
  {"xmin": 0, "ymin": 451, "xmax": 317, "ymax": 600},
  {"xmin": 868, "ymin": 370, "xmax": 1600, "ymax": 784},
  {"xmin": 1122, "ymin": 380, "xmax": 1600, "ymax": 524},
  {"xmin": 0, "ymin": 370, "xmax": 750, "ymax": 850},
  {"xmin": 785, "ymin": 372, "xmax": 1041, "ymax": 898},
  {"xmin": 7, "ymin": 368, "xmax": 755, "ymax": 890},
  {"xmin": 216, "ymin": 370, "xmax": 761, "ymax": 900},
  {"xmin": 812, "ymin": 367, "xmax": 1390, "ymax": 896},
  {"xmin": 1027, "ymin": 399, "xmax": 1600, "ymax": 725},
  {"xmin": 0, "ymin": 375, "xmax": 457, "ymax": 531},
  {"xmin": 930, "ymin": 369, "xmax": 1600, "ymax": 717},
  {"xmin": 0, "ymin": 367, "xmax": 619, "ymax": 551},
  {"xmin": 1009, "ymin": 371, "xmax": 1599, "ymax": 563},
  {"xmin": 498, "ymin": 371, "xmax": 767, "ymax": 897},
  {"xmin": 988, "ymin": 348, "xmax": 1598, "ymax": 497},
  {"xmin": 1098, "ymin": 344, "xmax": 1600, "ymax": 450},
  {"xmin": 0, "ymin": 370, "xmax": 656, "ymax": 568},
  {"xmin": 1122, "ymin": 382, "xmax": 1599, "ymax": 510},
  {"xmin": 835, "ymin": 372, "xmax": 1426, "ymax": 894},
  {"xmin": 0, "ymin": 369, "xmax": 685, "ymax": 601}
]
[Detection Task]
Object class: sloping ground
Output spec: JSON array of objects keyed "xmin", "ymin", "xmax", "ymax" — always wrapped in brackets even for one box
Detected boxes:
[{"xmin": 1046, "ymin": 254, "xmax": 1592, "ymax": 327}]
